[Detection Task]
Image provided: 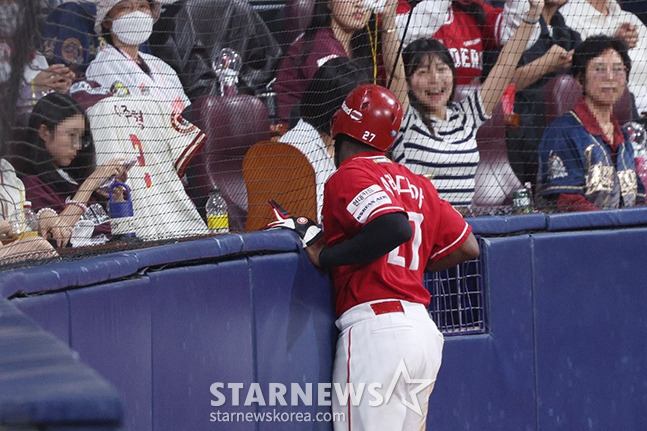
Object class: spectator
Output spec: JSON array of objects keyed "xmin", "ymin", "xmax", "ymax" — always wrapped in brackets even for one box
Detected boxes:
[
  {"xmin": 22, "ymin": 92, "xmax": 129, "ymax": 248},
  {"xmin": 559, "ymin": 0, "xmax": 647, "ymax": 114},
  {"xmin": 389, "ymin": 0, "xmax": 544, "ymax": 208},
  {"xmin": 278, "ymin": 57, "xmax": 370, "ymax": 222},
  {"xmin": 538, "ymin": 35, "xmax": 645, "ymax": 211},
  {"xmin": 273, "ymin": 0, "xmax": 380, "ymax": 125},
  {"xmin": 0, "ymin": 158, "xmax": 58, "ymax": 262},
  {"xmin": 16, "ymin": 52, "xmax": 75, "ymax": 124},
  {"xmin": 506, "ymin": 0, "xmax": 581, "ymax": 187},
  {"xmin": 21, "ymin": 53, "xmax": 75, "ymax": 101},
  {"xmin": 86, "ymin": 0, "xmax": 190, "ymax": 113},
  {"xmin": 395, "ymin": 0, "xmax": 541, "ymax": 85}
]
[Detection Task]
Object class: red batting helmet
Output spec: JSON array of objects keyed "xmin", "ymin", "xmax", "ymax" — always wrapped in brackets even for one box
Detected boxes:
[{"xmin": 330, "ymin": 84, "xmax": 403, "ymax": 152}]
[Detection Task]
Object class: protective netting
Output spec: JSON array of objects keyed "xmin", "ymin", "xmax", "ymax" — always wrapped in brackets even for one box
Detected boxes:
[{"xmin": 1, "ymin": 0, "xmax": 647, "ymax": 269}]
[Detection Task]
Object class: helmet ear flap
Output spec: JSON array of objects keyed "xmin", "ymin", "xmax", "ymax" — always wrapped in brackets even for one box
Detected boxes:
[{"xmin": 330, "ymin": 84, "xmax": 403, "ymax": 152}]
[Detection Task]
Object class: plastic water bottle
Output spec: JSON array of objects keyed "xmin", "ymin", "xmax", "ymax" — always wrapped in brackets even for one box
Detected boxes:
[
  {"xmin": 23, "ymin": 201, "xmax": 39, "ymax": 233},
  {"xmin": 213, "ymin": 48, "xmax": 242, "ymax": 97},
  {"xmin": 10, "ymin": 201, "xmax": 39, "ymax": 237},
  {"xmin": 206, "ymin": 189, "xmax": 229, "ymax": 234}
]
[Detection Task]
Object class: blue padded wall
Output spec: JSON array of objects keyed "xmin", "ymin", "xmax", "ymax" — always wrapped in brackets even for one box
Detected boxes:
[
  {"xmin": 149, "ymin": 261, "xmax": 256, "ymax": 431},
  {"xmin": 250, "ymin": 252, "xmax": 336, "ymax": 431},
  {"xmin": 67, "ymin": 279, "xmax": 153, "ymax": 431},
  {"xmin": 532, "ymin": 228, "xmax": 647, "ymax": 431},
  {"xmin": 12, "ymin": 292, "xmax": 70, "ymax": 345},
  {"xmin": 4, "ymin": 220, "xmax": 647, "ymax": 430},
  {"xmin": 0, "ymin": 298, "xmax": 123, "ymax": 429},
  {"xmin": 428, "ymin": 236, "xmax": 537, "ymax": 430}
]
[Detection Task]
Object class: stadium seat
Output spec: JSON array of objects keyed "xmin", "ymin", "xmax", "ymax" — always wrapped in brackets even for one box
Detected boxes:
[
  {"xmin": 188, "ymin": 94, "xmax": 271, "ymax": 232},
  {"xmin": 149, "ymin": 0, "xmax": 281, "ymax": 101},
  {"xmin": 613, "ymin": 86, "xmax": 634, "ymax": 125},
  {"xmin": 544, "ymin": 74, "xmax": 582, "ymax": 125},
  {"xmin": 454, "ymin": 85, "xmax": 522, "ymax": 211},
  {"xmin": 473, "ymin": 102, "xmax": 523, "ymax": 211},
  {"xmin": 545, "ymin": 73, "xmax": 635, "ymax": 126},
  {"xmin": 242, "ymin": 140, "xmax": 317, "ymax": 232},
  {"xmin": 282, "ymin": 0, "xmax": 315, "ymax": 47}
]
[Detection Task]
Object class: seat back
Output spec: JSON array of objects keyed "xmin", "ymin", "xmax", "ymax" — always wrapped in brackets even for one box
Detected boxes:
[
  {"xmin": 473, "ymin": 102, "xmax": 523, "ymax": 212},
  {"xmin": 544, "ymin": 74, "xmax": 582, "ymax": 125},
  {"xmin": 242, "ymin": 140, "xmax": 317, "ymax": 232},
  {"xmin": 613, "ymin": 86, "xmax": 634, "ymax": 126},
  {"xmin": 282, "ymin": 0, "xmax": 315, "ymax": 46},
  {"xmin": 189, "ymin": 94, "xmax": 271, "ymax": 232},
  {"xmin": 454, "ymin": 85, "xmax": 522, "ymax": 211}
]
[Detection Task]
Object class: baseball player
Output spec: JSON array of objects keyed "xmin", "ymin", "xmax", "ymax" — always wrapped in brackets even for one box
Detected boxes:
[{"xmin": 269, "ymin": 84, "xmax": 479, "ymax": 430}]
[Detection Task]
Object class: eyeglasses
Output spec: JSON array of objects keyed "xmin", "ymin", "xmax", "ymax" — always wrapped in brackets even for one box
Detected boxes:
[{"xmin": 590, "ymin": 63, "xmax": 627, "ymax": 78}]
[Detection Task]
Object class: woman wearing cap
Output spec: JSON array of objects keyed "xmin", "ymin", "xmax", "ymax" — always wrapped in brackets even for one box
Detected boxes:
[{"xmin": 86, "ymin": 0, "xmax": 190, "ymax": 113}]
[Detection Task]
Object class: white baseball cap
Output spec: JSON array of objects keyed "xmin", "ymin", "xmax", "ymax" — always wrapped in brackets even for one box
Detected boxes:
[{"xmin": 94, "ymin": 0, "xmax": 164, "ymax": 36}]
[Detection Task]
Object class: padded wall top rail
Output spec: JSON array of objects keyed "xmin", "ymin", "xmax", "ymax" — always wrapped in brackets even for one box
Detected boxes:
[
  {"xmin": 0, "ymin": 230, "xmax": 301, "ymax": 299},
  {"xmin": 467, "ymin": 207, "xmax": 647, "ymax": 236},
  {"xmin": 0, "ymin": 298, "xmax": 123, "ymax": 427}
]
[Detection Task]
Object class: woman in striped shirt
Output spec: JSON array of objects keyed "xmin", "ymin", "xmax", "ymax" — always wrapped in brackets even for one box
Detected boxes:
[{"xmin": 389, "ymin": 0, "xmax": 544, "ymax": 207}]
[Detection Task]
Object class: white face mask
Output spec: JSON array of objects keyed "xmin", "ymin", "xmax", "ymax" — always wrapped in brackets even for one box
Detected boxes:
[{"xmin": 111, "ymin": 11, "xmax": 153, "ymax": 46}]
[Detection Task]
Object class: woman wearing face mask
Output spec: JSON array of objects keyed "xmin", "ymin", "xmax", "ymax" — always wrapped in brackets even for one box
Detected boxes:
[
  {"xmin": 389, "ymin": 0, "xmax": 544, "ymax": 208},
  {"xmin": 22, "ymin": 92, "xmax": 130, "ymax": 248},
  {"xmin": 86, "ymin": 0, "xmax": 190, "ymax": 113}
]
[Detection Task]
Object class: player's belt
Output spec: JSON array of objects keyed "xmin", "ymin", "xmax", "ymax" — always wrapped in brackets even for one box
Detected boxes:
[{"xmin": 370, "ymin": 300, "xmax": 404, "ymax": 315}]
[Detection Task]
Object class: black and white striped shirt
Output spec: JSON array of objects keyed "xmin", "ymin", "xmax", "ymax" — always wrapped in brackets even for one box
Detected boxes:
[{"xmin": 391, "ymin": 90, "xmax": 489, "ymax": 206}]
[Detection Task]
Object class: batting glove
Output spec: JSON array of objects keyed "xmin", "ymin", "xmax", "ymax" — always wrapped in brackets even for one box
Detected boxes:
[{"xmin": 265, "ymin": 200, "xmax": 323, "ymax": 248}]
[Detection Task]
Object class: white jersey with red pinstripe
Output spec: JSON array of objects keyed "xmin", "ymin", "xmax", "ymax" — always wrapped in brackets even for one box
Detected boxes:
[{"xmin": 87, "ymin": 96, "xmax": 208, "ymax": 240}]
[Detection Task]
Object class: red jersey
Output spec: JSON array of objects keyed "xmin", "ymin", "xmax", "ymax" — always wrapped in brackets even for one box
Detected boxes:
[
  {"xmin": 398, "ymin": 0, "xmax": 504, "ymax": 85},
  {"xmin": 322, "ymin": 152, "xmax": 472, "ymax": 316}
]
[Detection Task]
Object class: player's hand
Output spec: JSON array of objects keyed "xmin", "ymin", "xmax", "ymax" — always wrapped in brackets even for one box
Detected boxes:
[
  {"xmin": 264, "ymin": 200, "xmax": 323, "ymax": 248},
  {"xmin": 614, "ymin": 22, "xmax": 639, "ymax": 49},
  {"xmin": 304, "ymin": 239, "xmax": 326, "ymax": 267}
]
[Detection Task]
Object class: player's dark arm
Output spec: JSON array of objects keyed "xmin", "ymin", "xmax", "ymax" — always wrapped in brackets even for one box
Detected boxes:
[
  {"xmin": 425, "ymin": 232, "xmax": 479, "ymax": 272},
  {"xmin": 306, "ymin": 213, "xmax": 412, "ymax": 268}
]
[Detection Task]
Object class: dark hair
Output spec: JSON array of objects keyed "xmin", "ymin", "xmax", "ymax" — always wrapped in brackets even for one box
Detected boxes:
[
  {"xmin": 24, "ymin": 92, "xmax": 95, "ymax": 193},
  {"xmin": 299, "ymin": 57, "xmax": 370, "ymax": 135},
  {"xmin": 296, "ymin": 0, "xmax": 375, "ymax": 69},
  {"xmin": 402, "ymin": 38, "xmax": 457, "ymax": 130},
  {"xmin": 571, "ymin": 35, "xmax": 631, "ymax": 88}
]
